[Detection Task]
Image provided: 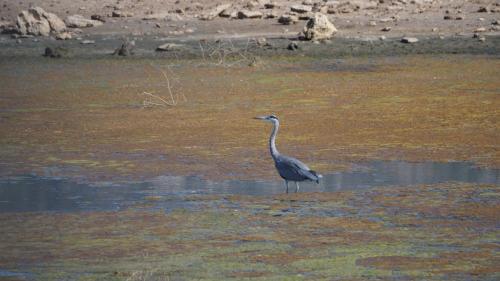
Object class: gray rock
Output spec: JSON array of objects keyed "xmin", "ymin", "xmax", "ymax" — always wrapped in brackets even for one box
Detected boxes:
[
  {"xmin": 278, "ymin": 14, "xmax": 299, "ymax": 25},
  {"xmin": 113, "ymin": 39, "xmax": 135, "ymax": 56},
  {"xmin": 302, "ymin": 13, "xmax": 337, "ymax": 40},
  {"xmin": 265, "ymin": 2, "xmax": 278, "ymax": 9},
  {"xmin": 237, "ymin": 10, "xmax": 263, "ymax": 19},
  {"xmin": 91, "ymin": 15, "xmax": 106, "ymax": 22},
  {"xmin": 291, "ymin": 5, "xmax": 313, "ymax": 13},
  {"xmin": 287, "ymin": 42, "xmax": 299, "ymax": 50},
  {"xmin": 142, "ymin": 13, "xmax": 170, "ymax": 20},
  {"xmin": 43, "ymin": 11, "xmax": 66, "ymax": 33},
  {"xmin": 112, "ymin": 11, "xmax": 134, "ymax": 17},
  {"xmin": 44, "ymin": 46, "xmax": 68, "ymax": 58},
  {"xmin": 199, "ymin": 4, "xmax": 232, "ymax": 20},
  {"xmin": 55, "ymin": 31, "xmax": 72, "ymax": 40},
  {"xmin": 16, "ymin": 7, "xmax": 66, "ymax": 36},
  {"xmin": 65, "ymin": 15, "xmax": 103, "ymax": 28},
  {"xmin": 401, "ymin": 37, "xmax": 418, "ymax": 43},
  {"xmin": 81, "ymin": 40, "xmax": 95, "ymax": 44},
  {"xmin": 156, "ymin": 43, "xmax": 184, "ymax": 51}
]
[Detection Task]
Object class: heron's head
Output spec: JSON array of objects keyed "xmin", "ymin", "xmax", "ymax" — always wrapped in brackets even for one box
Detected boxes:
[{"xmin": 254, "ymin": 115, "xmax": 279, "ymax": 123}]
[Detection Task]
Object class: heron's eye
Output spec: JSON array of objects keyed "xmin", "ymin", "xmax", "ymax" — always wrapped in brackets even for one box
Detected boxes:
[{"xmin": 269, "ymin": 115, "xmax": 277, "ymax": 119}]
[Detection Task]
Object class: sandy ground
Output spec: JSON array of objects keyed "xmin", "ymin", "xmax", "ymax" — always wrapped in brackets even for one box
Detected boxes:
[{"xmin": 1, "ymin": 0, "xmax": 499, "ymax": 42}]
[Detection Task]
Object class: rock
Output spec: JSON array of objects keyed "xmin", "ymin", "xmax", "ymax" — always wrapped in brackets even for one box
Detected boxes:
[
  {"xmin": 113, "ymin": 39, "xmax": 135, "ymax": 56},
  {"xmin": 142, "ymin": 13, "xmax": 169, "ymax": 20},
  {"xmin": 477, "ymin": 6, "xmax": 488, "ymax": 13},
  {"xmin": 237, "ymin": 10, "xmax": 263, "ymax": 19},
  {"xmin": 381, "ymin": 26, "xmax": 391, "ymax": 31},
  {"xmin": 55, "ymin": 31, "xmax": 72, "ymax": 40},
  {"xmin": 298, "ymin": 13, "xmax": 314, "ymax": 20},
  {"xmin": 379, "ymin": 17, "xmax": 394, "ymax": 23},
  {"xmin": 266, "ymin": 11, "xmax": 279, "ymax": 18},
  {"xmin": 219, "ymin": 9, "xmax": 233, "ymax": 18},
  {"xmin": 478, "ymin": 36, "xmax": 486, "ymax": 42},
  {"xmin": 401, "ymin": 37, "xmax": 418, "ymax": 43},
  {"xmin": 302, "ymin": 13, "xmax": 337, "ymax": 41},
  {"xmin": 0, "ymin": 20, "xmax": 16, "ymax": 33},
  {"xmin": 474, "ymin": 27, "xmax": 486, "ymax": 32},
  {"xmin": 43, "ymin": 11, "xmax": 66, "ymax": 33},
  {"xmin": 81, "ymin": 40, "xmax": 95, "ymax": 44},
  {"xmin": 169, "ymin": 30, "xmax": 185, "ymax": 35},
  {"xmin": 291, "ymin": 5, "xmax": 313, "ymax": 13},
  {"xmin": 287, "ymin": 42, "xmax": 299, "ymax": 50},
  {"xmin": 44, "ymin": 46, "xmax": 67, "ymax": 58},
  {"xmin": 278, "ymin": 14, "xmax": 299, "ymax": 25},
  {"xmin": 65, "ymin": 15, "xmax": 103, "ymax": 28},
  {"xmin": 112, "ymin": 11, "xmax": 134, "ymax": 17},
  {"xmin": 156, "ymin": 43, "xmax": 184, "ymax": 51},
  {"xmin": 256, "ymin": 37, "xmax": 267, "ymax": 46},
  {"xmin": 199, "ymin": 4, "xmax": 232, "ymax": 20},
  {"xmin": 16, "ymin": 7, "xmax": 66, "ymax": 36},
  {"xmin": 265, "ymin": 2, "xmax": 278, "ymax": 9},
  {"xmin": 302, "ymin": 0, "xmax": 314, "ymax": 5},
  {"xmin": 368, "ymin": 21, "xmax": 377, "ymax": 26}
]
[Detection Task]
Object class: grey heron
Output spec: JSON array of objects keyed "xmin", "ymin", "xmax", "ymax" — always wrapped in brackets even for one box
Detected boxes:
[{"xmin": 254, "ymin": 115, "xmax": 322, "ymax": 193}]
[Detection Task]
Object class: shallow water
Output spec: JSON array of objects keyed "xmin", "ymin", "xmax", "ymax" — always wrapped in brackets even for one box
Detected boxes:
[{"xmin": 0, "ymin": 160, "xmax": 497, "ymax": 213}]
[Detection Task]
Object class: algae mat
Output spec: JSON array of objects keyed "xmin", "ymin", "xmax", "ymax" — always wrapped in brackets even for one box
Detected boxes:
[
  {"xmin": 0, "ymin": 182, "xmax": 498, "ymax": 280},
  {"xmin": 0, "ymin": 55, "xmax": 499, "ymax": 181}
]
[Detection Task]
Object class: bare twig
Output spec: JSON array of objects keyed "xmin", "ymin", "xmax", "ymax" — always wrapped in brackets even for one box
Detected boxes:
[{"xmin": 139, "ymin": 63, "xmax": 186, "ymax": 107}]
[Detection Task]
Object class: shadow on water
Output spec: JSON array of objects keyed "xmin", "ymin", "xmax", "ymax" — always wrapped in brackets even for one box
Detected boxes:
[{"xmin": 0, "ymin": 161, "xmax": 498, "ymax": 213}]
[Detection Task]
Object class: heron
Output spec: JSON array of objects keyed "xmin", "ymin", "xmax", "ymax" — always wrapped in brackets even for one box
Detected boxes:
[{"xmin": 254, "ymin": 115, "xmax": 322, "ymax": 193}]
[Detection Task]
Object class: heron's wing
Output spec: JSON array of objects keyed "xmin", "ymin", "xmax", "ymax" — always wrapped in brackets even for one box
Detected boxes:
[{"xmin": 278, "ymin": 155, "xmax": 318, "ymax": 181}]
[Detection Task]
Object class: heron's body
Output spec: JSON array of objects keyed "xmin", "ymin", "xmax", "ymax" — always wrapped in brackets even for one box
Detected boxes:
[{"xmin": 255, "ymin": 115, "xmax": 321, "ymax": 193}]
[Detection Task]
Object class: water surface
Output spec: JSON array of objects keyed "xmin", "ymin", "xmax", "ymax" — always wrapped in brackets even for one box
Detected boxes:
[{"xmin": 0, "ymin": 161, "xmax": 497, "ymax": 213}]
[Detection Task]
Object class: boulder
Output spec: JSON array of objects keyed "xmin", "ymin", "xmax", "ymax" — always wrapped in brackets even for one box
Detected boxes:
[
  {"xmin": 43, "ymin": 11, "xmax": 66, "ymax": 33},
  {"xmin": 65, "ymin": 15, "xmax": 103, "ymax": 28},
  {"xmin": 55, "ymin": 31, "xmax": 72, "ymax": 40},
  {"xmin": 302, "ymin": 13, "xmax": 337, "ymax": 40},
  {"xmin": 237, "ymin": 10, "xmax": 263, "ymax": 19},
  {"xmin": 199, "ymin": 4, "xmax": 231, "ymax": 20},
  {"xmin": 278, "ymin": 14, "xmax": 299, "ymax": 25},
  {"xmin": 291, "ymin": 5, "xmax": 313, "ymax": 13},
  {"xmin": 44, "ymin": 46, "xmax": 68, "ymax": 58},
  {"xmin": 16, "ymin": 7, "xmax": 66, "ymax": 36},
  {"xmin": 91, "ymin": 15, "xmax": 106, "ymax": 22}
]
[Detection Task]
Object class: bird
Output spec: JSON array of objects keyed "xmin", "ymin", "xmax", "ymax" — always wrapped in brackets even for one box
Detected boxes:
[{"xmin": 254, "ymin": 114, "xmax": 322, "ymax": 193}]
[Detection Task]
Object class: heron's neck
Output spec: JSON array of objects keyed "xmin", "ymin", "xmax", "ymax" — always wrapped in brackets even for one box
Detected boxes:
[{"xmin": 270, "ymin": 120, "xmax": 280, "ymax": 159}]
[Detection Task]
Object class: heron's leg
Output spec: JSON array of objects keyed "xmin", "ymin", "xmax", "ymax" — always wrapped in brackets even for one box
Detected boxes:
[
  {"xmin": 295, "ymin": 182, "xmax": 300, "ymax": 193},
  {"xmin": 284, "ymin": 180, "xmax": 289, "ymax": 194}
]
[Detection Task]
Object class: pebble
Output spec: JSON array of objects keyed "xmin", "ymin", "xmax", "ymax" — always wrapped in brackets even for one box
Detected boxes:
[{"xmin": 401, "ymin": 37, "xmax": 418, "ymax": 43}]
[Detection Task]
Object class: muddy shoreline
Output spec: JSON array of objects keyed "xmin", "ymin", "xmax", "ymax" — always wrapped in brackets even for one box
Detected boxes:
[{"xmin": 1, "ymin": 34, "xmax": 500, "ymax": 59}]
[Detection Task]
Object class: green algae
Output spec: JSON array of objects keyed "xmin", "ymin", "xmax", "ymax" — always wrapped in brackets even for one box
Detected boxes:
[{"xmin": 1, "ymin": 183, "xmax": 498, "ymax": 280}]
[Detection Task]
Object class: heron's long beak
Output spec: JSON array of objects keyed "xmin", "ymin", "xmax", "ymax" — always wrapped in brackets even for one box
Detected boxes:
[{"xmin": 253, "ymin": 116, "xmax": 267, "ymax": 120}]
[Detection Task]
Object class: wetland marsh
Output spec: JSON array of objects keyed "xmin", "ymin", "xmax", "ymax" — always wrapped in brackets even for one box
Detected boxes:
[{"xmin": 0, "ymin": 54, "xmax": 499, "ymax": 280}]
